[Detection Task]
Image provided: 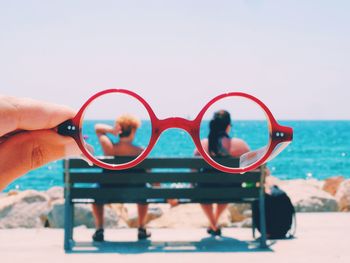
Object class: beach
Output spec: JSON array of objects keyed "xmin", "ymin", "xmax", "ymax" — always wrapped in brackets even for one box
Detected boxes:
[
  {"xmin": 1, "ymin": 0, "xmax": 350, "ymax": 262},
  {"xmin": 0, "ymin": 213, "xmax": 349, "ymax": 263}
]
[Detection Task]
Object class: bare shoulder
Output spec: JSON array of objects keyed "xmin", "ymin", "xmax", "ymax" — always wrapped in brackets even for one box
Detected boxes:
[
  {"xmin": 231, "ymin": 138, "xmax": 249, "ymax": 145},
  {"xmin": 230, "ymin": 138, "xmax": 250, "ymax": 157}
]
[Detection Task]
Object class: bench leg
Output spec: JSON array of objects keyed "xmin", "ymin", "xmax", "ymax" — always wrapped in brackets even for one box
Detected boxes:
[
  {"xmin": 259, "ymin": 192, "xmax": 267, "ymax": 248},
  {"xmin": 64, "ymin": 200, "xmax": 74, "ymax": 252},
  {"xmin": 251, "ymin": 204, "xmax": 256, "ymax": 239}
]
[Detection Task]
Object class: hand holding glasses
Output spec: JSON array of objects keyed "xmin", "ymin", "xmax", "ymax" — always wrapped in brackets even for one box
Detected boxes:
[{"xmin": 58, "ymin": 89, "xmax": 293, "ymax": 173}]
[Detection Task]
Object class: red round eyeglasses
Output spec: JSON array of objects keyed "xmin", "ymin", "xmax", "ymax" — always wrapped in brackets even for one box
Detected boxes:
[{"xmin": 58, "ymin": 89, "xmax": 293, "ymax": 173}]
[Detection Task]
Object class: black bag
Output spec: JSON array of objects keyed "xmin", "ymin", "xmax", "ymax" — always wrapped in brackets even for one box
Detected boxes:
[{"xmin": 252, "ymin": 185, "xmax": 296, "ymax": 239}]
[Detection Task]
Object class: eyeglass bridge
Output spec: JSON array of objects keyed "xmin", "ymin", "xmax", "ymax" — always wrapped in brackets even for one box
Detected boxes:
[{"xmin": 154, "ymin": 117, "xmax": 199, "ymax": 135}]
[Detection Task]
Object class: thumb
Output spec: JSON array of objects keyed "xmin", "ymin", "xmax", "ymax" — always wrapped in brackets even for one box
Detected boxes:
[{"xmin": 0, "ymin": 130, "xmax": 81, "ymax": 191}]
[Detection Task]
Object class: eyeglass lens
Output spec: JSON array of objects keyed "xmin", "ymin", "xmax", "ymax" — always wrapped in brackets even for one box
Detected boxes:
[
  {"xmin": 199, "ymin": 96, "xmax": 270, "ymax": 168},
  {"xmin": 81, "ymin": 92, "xmax": 152, "ymax": 165}
]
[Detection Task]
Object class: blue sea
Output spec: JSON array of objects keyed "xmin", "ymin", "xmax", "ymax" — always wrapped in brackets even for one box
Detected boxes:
[{"xmin": 4, "ymin": 121, "xmax": 350, "ymax": 192}]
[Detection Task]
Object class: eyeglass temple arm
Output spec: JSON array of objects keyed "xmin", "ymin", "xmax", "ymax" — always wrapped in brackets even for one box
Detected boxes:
[
  {"xmin": 239, "ymin": 125, "xmax": 293, "ymax": 168},
  {"xmin": 267, "ymin": 141, "xmax": 291, "ymax": 161},
  {"xmin": 57, "ymin": 119, "xmax": 78, "ymax": 137}
]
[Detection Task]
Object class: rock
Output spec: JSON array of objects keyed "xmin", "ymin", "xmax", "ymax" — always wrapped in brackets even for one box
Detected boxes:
[
  {"xmin": 279, "ymin": 179, "xmax": 338, "ymax": 212},
  {"xmin": 323, "ymin": 176, "xmax": 345, "ymax": 196},
  {"xmin": 123, "ymin": 204, "xmax": 164, "ymax": 228},
  {"xmin": 243, "ymin": 209, "xmax": 252, "ymax": 217},
  {"xmin": 227, "ymin": 203, "xmax": 251, "ymax": 223},
  {"xmin": 108, "ymin": 204, "xmax": 129, "ymax": 228},
  {"xmin": 0, "ymin": 190, "xmax": 50, "ymax": 228},
  {"xmin": 46, "ymin": 187, "xmax": 64, "ymax": 202},
  {"xmin": 148, "ymin": 204, "xmax": 231, "ymax": 228},
  {"xmin": 47, "ymin": 199, "xmax": 119, "ymax": 228},
  {"xmin": 0, "ymin": 193, "xmax": 7, "ymax": 200},
  {"xmin": 227, "ymin": 206, "xmax": 245, "ymax": 223},
  {"xmin": 265, "ymin": 175, "xmax": 282, "ymax": 188},
  {"xmin": 148, "ymin": 204, "xmax": 204, "ymax": 228},
  {"xmin": 335, "ymin": 179, "xmax": 350, "ymax": 212},
  {"xmin": 7, "ymin": 190, "xmax": 19, "ymax": 196},
  {"xmin": 231, "ymin": 218, "xmax": 252, "ymax": 228},
  {"xmin": 241, "ymin": 218, "xmax": 252, "ymax": 228}
]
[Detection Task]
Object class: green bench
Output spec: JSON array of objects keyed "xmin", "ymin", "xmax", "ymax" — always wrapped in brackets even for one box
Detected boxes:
[{"xmin": 63, "ymin": 157, "xmax": 267, "ymax": 251}]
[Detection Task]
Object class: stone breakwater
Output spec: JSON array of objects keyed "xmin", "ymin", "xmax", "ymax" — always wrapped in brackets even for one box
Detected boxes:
[{"xmin": 0, "ymin": 177, "xmax": 349, "ymax": 229}]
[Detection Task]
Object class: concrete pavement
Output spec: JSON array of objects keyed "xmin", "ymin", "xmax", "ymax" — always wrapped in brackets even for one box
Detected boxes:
[{"xmin": 0, "ymin": 213, "xmax": 349, "ymax": 263}]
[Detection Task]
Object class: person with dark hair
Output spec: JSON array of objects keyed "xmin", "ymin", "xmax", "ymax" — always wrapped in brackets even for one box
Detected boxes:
[
  {"xmin": 91, "ymin": 114, "xmax": 151, "ymax": 241},
  {"xmin": 208, "ymin": 110, "xmax": 232, "ymax": 156},
  {"xmin": 195, "ymin": 110, "xmax": 250, "ymax": 236}
]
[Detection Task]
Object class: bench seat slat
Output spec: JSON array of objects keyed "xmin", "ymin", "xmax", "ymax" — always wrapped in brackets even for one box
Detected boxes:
[
  {"xmin": 68, "ymin": 172, "xmax": 260, "ymax": 184},
  {"xmin": 67, "ymin": 157, "xmax": 239, "ymax": 169},
  {"xmin": 70, "ymin": 187, "xmax": 259, "ymax": 201},
  {"xmin": 71, "ymin": 199, "xmax": 257, "ymax": 204}
]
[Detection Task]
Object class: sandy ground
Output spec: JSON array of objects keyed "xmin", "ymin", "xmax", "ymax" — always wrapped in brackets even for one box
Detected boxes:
[{"xmin": 0, "ymin": 213, "xmax": 349, "ymax": 263}]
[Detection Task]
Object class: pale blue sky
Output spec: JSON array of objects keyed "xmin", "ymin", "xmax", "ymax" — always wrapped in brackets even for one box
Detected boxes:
[{"xmin": 1, "ymin": 0, "xmax": 349, "ymax": 120}]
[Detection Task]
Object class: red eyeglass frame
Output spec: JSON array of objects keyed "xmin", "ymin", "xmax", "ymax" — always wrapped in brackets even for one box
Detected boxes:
[{"xmin": 58, "ymin": 89, "xmax": 293, "ymax": 173}]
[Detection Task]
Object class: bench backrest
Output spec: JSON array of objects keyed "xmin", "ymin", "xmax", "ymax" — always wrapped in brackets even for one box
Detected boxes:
[{"xmin": 64, "ymin": 157, "xmax": 265, "ymax": 204}]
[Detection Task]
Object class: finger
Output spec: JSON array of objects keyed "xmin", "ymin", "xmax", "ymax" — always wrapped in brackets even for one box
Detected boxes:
[
  {"xmin": 0, "ymin": 95, "xmax": 76, "ymax": 137},
  {"xmin": 0, "ymin": 130, "xmax": 81, "ymax": 191}
]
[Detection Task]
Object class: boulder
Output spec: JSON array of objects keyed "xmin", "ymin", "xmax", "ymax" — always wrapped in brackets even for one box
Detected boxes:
[
  {"xmin": 322, "ymin": 176, "xmax": 345, "ymax": 196},
  {"xmin": 46, "ymin": 187, "xmax": 64, "ymax": 202},
  {"xmin": 0, "ymin": 190, "xmax": 50, "ymax": 228},
  {"xmin": 335, "ymin": 179, "xmax": 350, "ymax": 212},
  {"xmin": 6, "ymin": 190, "xmax": 19, "ymax": 197},
  {"xmin": 227, "ymin": 203, "xmax": 251, "ymax": 223},
  {"xmin": 148, "ymin": 204, "xmax": 231, "ymax": 228},
  {"xmin": 119, "ymin": 204, "xmax": 164, "ymax": 228},
  {"xmin": 265, "ymin": 175, "xmax": 283, "ymax": 188},
  {"xmin": 0, "ymin": 192, "xmax": 8, "ymax": 200},
  {"xmin": 231, "ymin": 218, "xmax": 252, "ymax": 228},
  {"xmin": 108, "ymin": 204, "xmax": 129, "ymax": 228},
  {"xmin": 47, "ymin": 199, "xmax": 119, "ymax": 228},
  {"xmin": 279, "ymin": 179, "xmax": 338, "ymax": 212}
]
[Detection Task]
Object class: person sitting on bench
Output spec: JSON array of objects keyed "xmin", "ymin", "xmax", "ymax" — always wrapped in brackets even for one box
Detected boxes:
[
  {"xmin": 92, "ymin": 114, "xmax": 151, "ymax": 241},
  {"xmin": 194, "ymin": 110, "xmax": 250, "ymax": 236}
]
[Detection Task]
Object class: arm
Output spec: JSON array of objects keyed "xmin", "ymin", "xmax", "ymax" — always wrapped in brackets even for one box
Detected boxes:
[
  {"xmin": 94, "ymin": 123, "xmax": 117, "ymax": 136},
  {"xmin": 94, "ymin": 124, "xmax": 115, "ymax": 155},
  {"xmin": 230, "ymin": 138, "xmax": 250, "ymax": 157}
]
